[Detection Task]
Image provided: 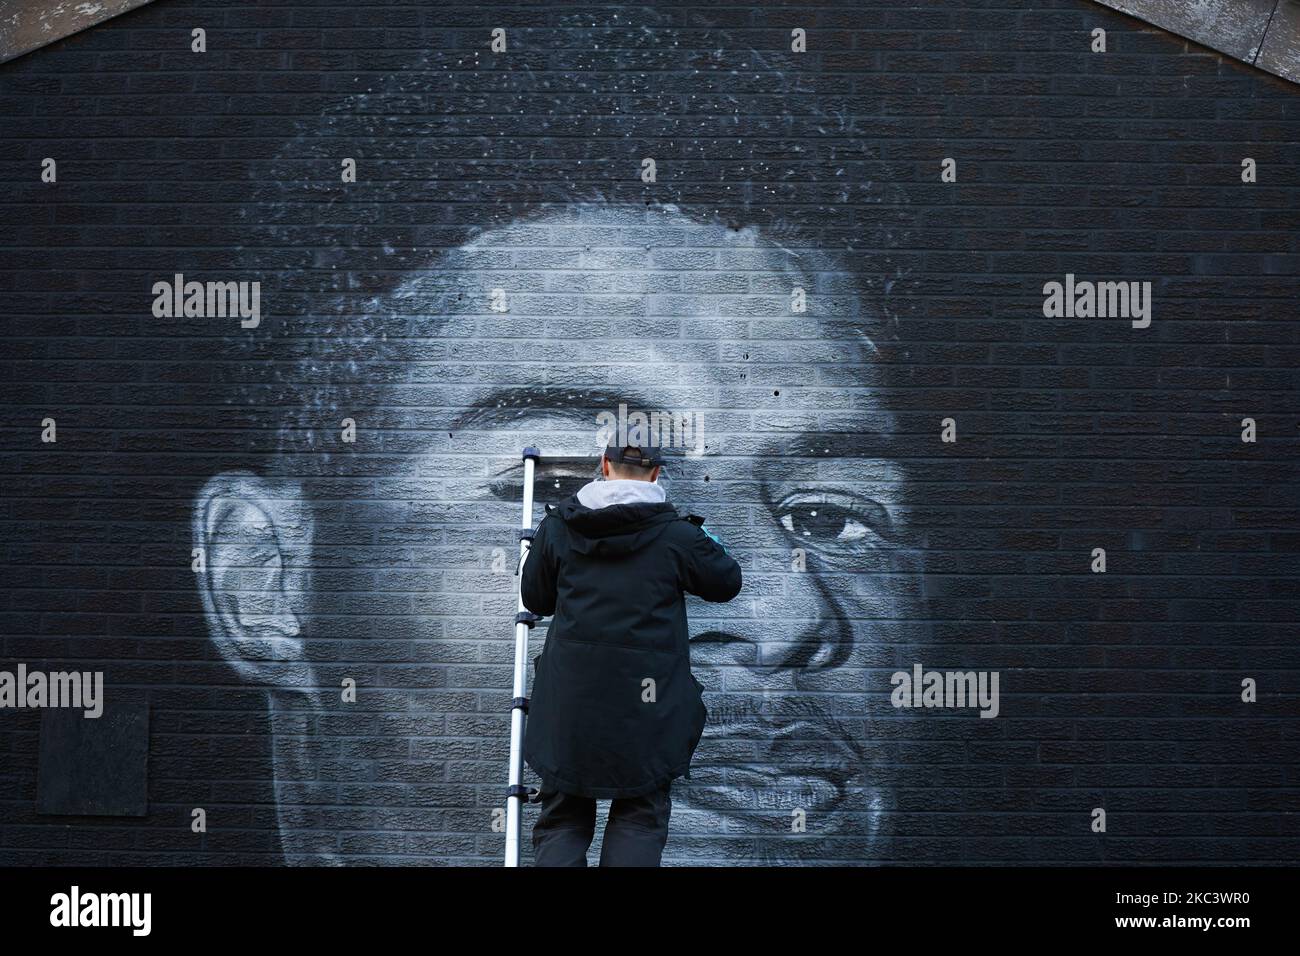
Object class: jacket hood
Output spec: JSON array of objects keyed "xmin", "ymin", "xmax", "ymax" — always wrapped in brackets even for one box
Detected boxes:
[
  {"xmin": 552, "ymin": 479, "xmax": 679, "ymax": 556},
  {"xmin": 576, "ymin": 478, "xmax": 666, "ymax": 509}
]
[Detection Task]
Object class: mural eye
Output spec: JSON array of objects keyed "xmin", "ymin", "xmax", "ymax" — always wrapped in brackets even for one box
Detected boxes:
[
  {"xmin": 774, "ymin": 491, "xmax": 887, "ymax": 556},
  {"xmin": 536, "ymin": 475, "xmax": 590, "ymax": 501},
  {"xmin": 488, "ymin": 465, "xmax": 597, "ymax": 504}
]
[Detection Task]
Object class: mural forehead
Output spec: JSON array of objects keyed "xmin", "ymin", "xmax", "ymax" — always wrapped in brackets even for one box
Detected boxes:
[
  {"xmin": 389, "ymin": 203, "xmax": 858, "ymax": 317},
  {"xmin": 295, "ymin": 201, "xmax": 886, "ymax": 456}
]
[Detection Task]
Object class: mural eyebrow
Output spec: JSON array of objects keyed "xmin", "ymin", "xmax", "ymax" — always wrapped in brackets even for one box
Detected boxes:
[{"xmin": 448, "ymin": 385, "xmax": 654, "ymax": 433}]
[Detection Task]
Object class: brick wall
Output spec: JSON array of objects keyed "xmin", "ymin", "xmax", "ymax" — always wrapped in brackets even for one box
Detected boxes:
[{"xmin": 1, "ymin": 0, "xmax": 1298, "ymax": 865}]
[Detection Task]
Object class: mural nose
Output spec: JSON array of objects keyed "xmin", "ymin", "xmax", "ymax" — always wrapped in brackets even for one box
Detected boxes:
[
  {"xmin": 753, "ymin": 618, "xmax": 851, "ymax": 675},
  {"xmin": 690, "ymin": 617, "xmax": 848, "ymax": 679}
]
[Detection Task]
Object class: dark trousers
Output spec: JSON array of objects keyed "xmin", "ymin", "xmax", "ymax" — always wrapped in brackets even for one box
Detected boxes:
[{"xmin": 532, "ymin": 783, "xmax": 672, "ymax": 867}]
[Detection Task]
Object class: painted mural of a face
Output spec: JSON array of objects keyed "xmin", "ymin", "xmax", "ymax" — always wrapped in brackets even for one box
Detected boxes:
[{"xmin": 193, "ymin": 203, "xmax": 917, "ymax": 864}]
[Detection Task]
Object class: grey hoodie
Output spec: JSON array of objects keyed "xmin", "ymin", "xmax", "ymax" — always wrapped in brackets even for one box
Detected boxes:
[{"xmin": 575, "ymin": 477, "xmax": 666, "ymax": 510}]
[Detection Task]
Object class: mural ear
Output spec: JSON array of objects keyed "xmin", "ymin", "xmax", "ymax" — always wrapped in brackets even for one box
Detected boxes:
[{"xmin": 192, "ymin": 471, "xmax": 311, "ymax": 685}]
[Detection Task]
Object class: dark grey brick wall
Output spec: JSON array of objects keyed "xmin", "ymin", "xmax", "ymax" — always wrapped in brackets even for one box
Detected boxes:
[{"xmin": 1, "ymin": 0, "xmax": 1298, "ymax": 866}]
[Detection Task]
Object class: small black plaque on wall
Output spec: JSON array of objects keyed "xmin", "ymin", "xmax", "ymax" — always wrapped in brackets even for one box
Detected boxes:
[{"xmin": 36, "ymin": 697, "xmax": 148, "ymax": 817}]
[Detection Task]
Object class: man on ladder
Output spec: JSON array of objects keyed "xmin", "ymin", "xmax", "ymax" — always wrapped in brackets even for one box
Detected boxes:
[{"xmin": 508, "ymin": 438, "xmax": 743, "ymax": 866}]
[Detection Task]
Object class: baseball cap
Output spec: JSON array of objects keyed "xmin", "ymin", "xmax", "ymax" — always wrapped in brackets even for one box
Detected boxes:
[{"xmin": 603, "ymin": 441, "xmax": 666, "ymax": 468}]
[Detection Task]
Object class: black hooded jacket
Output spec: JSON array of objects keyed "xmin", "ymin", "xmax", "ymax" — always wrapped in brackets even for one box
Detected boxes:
[{"xmin": 520, "ymin": 485, "xmax": 742, "ymax": 799}]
